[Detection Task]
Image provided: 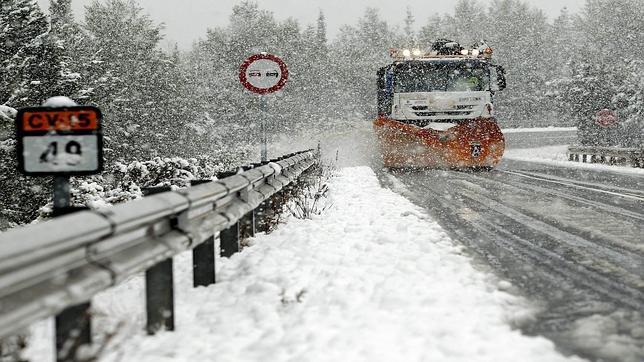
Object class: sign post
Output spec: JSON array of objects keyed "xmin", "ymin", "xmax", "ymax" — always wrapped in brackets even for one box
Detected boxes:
[
  {"xmin": 15, "ymin": 100, "xmax": 103, "ymax": 361},
  {"xmin": 239, "ymin": 53, "xmax": 288, "ymax": 162},
  {"xmin": 259, "ymin": 96, "xmax": 268, "ymax": 161}
]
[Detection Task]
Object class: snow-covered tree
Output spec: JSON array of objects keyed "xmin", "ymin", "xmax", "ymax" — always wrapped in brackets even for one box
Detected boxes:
[
  {"xmin": 418, "ymin": 14, "xmax": 443, "ymax": 46},
  {"xmin": 316, "ymin": 10, "xmax": 327, "ymax": 48},
  {"xmin": 549, "ymin": 0, "xmax": 644, "ymax": 145},
  {"xmin": 83, "ymin": 0, "xmax": 197, "ymax": 160},
  {"xmin": 484, "ymin": 0, "xmax": 551, "ymax": 125},
  {"xmin": 403, "ymin": 7, "xmax": 416, "ymax": 47},
  {"xmin": 443, "ymin": 0, "xmax": 487, "ymax": 46},
  {"xmin": 47, "ymin": 0, "xmax": 86, "ymax": 98},
  {"xmin": 0, "ymin": 0, "xmax": 50, "ymax": 106},
  {"xmin": 332, "ymin": 8, "xmax": 397, "ymax": 119},
  {"xmin": 612, "ymin": 60, "xmax": 644, "ymax": 147}
]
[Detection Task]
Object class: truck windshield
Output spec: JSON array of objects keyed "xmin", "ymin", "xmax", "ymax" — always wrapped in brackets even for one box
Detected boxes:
[{"xmin": 394, "ymin": 62, "xmax": 490, "ymax": 93}]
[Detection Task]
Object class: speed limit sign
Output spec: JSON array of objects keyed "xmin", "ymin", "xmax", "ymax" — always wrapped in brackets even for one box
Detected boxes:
[{"xmin": 15, "ymin": 106, "xmax": 103, "ymax": 176}]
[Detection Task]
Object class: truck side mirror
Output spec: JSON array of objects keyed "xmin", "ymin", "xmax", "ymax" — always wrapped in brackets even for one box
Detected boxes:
[
  {"xmin": 376, "ymin": 66, "xmax": 393, "ymax": 117},
  {"xmin": 490, "ymin": 65, "xmax": 506, "ymax": 92},
  {"xmin": 496, "ymin": 65, "xmax": 506, "ymax": 91}
]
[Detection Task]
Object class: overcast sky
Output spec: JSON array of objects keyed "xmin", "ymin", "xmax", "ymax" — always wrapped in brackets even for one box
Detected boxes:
[{"xmin": 36, "ymin": 0, "xmax": 584, "ymax": 48}]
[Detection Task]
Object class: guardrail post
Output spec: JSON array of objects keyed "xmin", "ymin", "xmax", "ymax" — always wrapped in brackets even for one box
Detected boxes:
[
  {"xmin": 145, "ymin": 260, "xmax": 175, "ymax": 334},
  {"xmin": 274, "ymin": 191, "xmax": 285, "ymax": 216},
  {"xmin": 253, "ymin": 161, "xmax": 270, "ymax": 233},
  {"xmin": 55, "ymin": 303, "xmax": 92, "ymax": 362},
  {"xmin": 142, "ymin": 186, "xmax": 175, "ymax": 335},
  {"xmin": 256, "ymin": 200, "xmax": 269, "ymax": 233},
  {"xmin": 52, "ymin": 206, "xmax": 92, "ymax": 362},
  {"xmin": 217, "ymin": 171, "xmax": 241, "ymax": 257},
  {"xmin": 220, "ymin": 222, "xmax": 240, "ymax": 257},
  {"xmin": 190, "ymin": 180, "xmax": 216, "ymax": 287},
  {"xmin": 241, "ymin": 211, "xmax": 256, "ymax": 238},
  {"xmin": 192, "ymin": 235, "xmax": 216, "ymax": 287}
]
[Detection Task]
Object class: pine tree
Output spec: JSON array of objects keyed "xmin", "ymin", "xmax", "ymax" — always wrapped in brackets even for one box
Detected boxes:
[
  {"xmin": 403, "ymin": 7, "xmax": 415, "ymax": 47},
  {"xmin": 418, "ymin": 14, "xmax": 443, "ymax": 46},
  {"xmin": 444, "ymin": 0, "xmax": 486, "ymax": 45},
  {"xmin": 485, "ymin": 0, "xmax": 551, "ymax": 125},
  {"xmin": 84, "ymin": 0, "xmax": 185, "ymax": 160},
  {"xmin": 612, "ymin": 59, "xmax": 644, "ymax": 147},
  {"xmin": 0, "ymin": 0, "xmax": 49, "ymax": 105},
  {"xmin": 316, "ymin": 10, "xmax": 327, "ymax": 47},
  {"xmin": 551, "ymin": 0, "xmax": 644, "ymax": 146},
  {"xmin": 48, "ymin": 0, "xmax": 86, "ymax": 99},
  {"xmin": 333, "ymin": 8, "xmax": 396, "ymax": 119}
]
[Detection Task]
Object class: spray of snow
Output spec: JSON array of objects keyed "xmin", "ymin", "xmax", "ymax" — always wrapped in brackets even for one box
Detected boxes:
[
  {"xmin": 502, "ymin": 127, "xmax": 577, "ymax": 134},
  {"xmin": 567, "ymin": 312, "xmax": 644, "ymax": 362}
]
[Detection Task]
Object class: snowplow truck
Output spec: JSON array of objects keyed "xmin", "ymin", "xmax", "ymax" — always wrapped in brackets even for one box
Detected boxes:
[{"xmin": 374, "ymin": 39, "xmax": 507, "ymax": 169}]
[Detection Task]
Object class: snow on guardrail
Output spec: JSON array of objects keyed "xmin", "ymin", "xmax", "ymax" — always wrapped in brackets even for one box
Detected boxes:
[
  {"xmin": 567, "ymin": 146, "xmax": 644, "ymax": 168},
  {"xmin": 0, "ymin": 149, "xmax": 318, "ymax": 361}
]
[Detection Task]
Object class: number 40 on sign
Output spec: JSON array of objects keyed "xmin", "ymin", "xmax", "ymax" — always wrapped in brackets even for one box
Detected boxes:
[{"xmin": 16, "ymin": 106, "xmax": 103, "ymax": 176}]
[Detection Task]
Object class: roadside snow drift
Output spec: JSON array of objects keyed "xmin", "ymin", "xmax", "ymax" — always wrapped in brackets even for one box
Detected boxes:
[
  {"xmin": 504, "ymin": 145, "xmax": 644, "ymax": 175},
  {"xmin": 29, "ymin": 167, "xmax": 585, "ymax": 362}
]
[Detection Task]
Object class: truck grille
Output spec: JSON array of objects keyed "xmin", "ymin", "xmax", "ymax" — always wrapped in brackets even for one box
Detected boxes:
[{"xmin": 414, "ymin": 110, "xmax": 475, "ymax": 117}]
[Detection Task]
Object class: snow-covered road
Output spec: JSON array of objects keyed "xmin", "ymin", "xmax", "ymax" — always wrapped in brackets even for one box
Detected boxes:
[
  {"xmin": 377, "ymin": 157, "xmax": 644, "ymax": 362},
  {"xmin": 27, "ymin": 167, "xmax": 584, "ymax": 362}
]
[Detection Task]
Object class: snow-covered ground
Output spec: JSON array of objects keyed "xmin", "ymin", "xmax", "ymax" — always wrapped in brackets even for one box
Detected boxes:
[
  {"xmin": 504, "ymin": 145, "xmax": 644, "ymax": 175},
  {"xmin": 26, "ymin": 167, "xmax": 585, "ymax": 362}
]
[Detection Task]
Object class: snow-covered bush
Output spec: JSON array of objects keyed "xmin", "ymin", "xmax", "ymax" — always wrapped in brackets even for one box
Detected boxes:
[
  {"xmin": 0, "ymin": 139, "xmax": 52, "ymax": 230},
  {"xmin": 39, "ymin": 156, "xmax": 232, "ymax": 218},
  {"xmin": 286, "ymin": 161, "xmax": 335, "ymax": 220}
]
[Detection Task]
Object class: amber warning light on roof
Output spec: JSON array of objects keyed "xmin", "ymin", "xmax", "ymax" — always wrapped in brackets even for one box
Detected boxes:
[{"xmin": 21, "ymin": 107, "xmax": 100, "ymax": 132}]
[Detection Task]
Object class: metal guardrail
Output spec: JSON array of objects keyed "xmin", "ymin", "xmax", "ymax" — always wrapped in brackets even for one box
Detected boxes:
[
  {"xmin": 0, "ymin": 149, "xmax": 317, "ymax": 360},
  {"xmin": 567, "ymin": 145, "xmax": 644, "ymax": 168}
]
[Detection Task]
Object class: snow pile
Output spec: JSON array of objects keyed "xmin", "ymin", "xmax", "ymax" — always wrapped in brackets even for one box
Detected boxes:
[
  {"xmin": 42, "ymin": 96, "xmax": 77, "ymax": 107},
  {"xmin": 27, "ymin": 166, "xmax": 585, "ymax": 362},
  {"xmin": 0, "ymin": 105, "xmax": 17, "ymax": 123},
  {"xmin": 504, "ymin": 145, "xmax": 644, "ymax": 175}
]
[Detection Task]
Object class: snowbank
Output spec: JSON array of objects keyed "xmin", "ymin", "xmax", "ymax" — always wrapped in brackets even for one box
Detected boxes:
[
  {"xmin": 504, "ymin": 145, "xmax": 644, "ymax": 175},
  {"xmin": 26, "ymin": 167, "xmax": 584, "ymax": 362}
]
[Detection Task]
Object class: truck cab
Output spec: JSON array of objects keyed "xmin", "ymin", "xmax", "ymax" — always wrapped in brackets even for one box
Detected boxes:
[
  {"xmin": 377, "ymin": 42, "xmax": 506, "ymax": 129},
  {"xmin": 373, "ymin": 40, "xmax": 508, "ymax": 169}
]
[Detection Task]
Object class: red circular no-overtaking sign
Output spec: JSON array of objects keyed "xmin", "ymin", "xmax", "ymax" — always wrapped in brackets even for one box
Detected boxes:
[
  {"xmin": 239, "ymin": 53, "xmax": 289, "ymax": 94},
  {"xmin": 595, "ymin": 109, "xmax": 618, "ymax": 128}
]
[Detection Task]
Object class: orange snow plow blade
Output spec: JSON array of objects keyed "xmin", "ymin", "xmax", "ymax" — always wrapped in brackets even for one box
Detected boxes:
[{"xmin": 373, "ymin": 117, "xmax": 505, "ymax": 169}]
